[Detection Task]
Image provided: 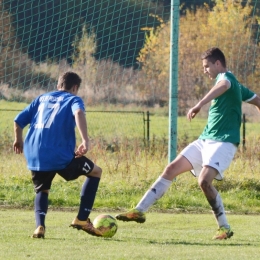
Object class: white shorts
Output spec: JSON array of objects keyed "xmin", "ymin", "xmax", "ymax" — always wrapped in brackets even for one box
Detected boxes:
[{"xmin": 180, "ymin": 139, "xmax": 237, "ymax": 180}]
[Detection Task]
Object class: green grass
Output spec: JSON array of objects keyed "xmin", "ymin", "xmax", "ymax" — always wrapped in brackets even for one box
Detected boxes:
[
  {"xmin": 0, "ymin": 209, "xmax": 260, "ymax": 260},
  {"xmin": 0, "ymin": 100, "xmax": 28, "ymax": 110},
  {"xmin": 0, "ymin": 100, "xmax": 258, "ymax": 142},
  {"xmin": 1, "ymin": 101, "xmax": 260, "ymax": 259},
  {"xmin": 1, "ymin": 151, "xmax": 260, "ymax": 214},
  {"xmin": 1, "ymin": 101, "xmax": 260, "ymax": 213}
]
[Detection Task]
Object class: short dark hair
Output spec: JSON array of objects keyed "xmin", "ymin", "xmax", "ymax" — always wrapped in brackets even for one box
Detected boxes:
[
  {"xmin": 57, "ymin": 72, "xmax": 82, "ymax": 90},
  {"xmin": 201, "ymin": 47, "xmax": 226, "ymax": 67}
]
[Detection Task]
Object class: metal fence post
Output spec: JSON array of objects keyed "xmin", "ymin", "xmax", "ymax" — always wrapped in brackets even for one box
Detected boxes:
[
  {"xmin": 242, "ymin": 113, "xmax": 246, "ymax": 149},
  {"xmin": 143, "ymin": 111, "xmax": 150, "ymax": 145},
  {"xmin": 147, "ymin": 111, "xmax": 150, "ymax": 144}
]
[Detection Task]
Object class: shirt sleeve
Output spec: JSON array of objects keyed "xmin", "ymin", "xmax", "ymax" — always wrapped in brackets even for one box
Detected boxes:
[
  {"xmin": 215, "ymin": 73, "xmax": 231, "ymax": 89},
  {"xmin": 239, "ymin": 84, "xmax": 256, "ymax": 102},
  {"xmin": 14, "ymin": 100, "xmax": 38, "ymax": 128},
  {"xmin": 71, "ymin": 96, "xmax": 85, "ymax": 114}
]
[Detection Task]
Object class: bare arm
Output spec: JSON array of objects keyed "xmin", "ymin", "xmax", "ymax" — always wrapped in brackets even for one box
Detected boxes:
[
  {"xmin": 74, "ymin": 108, "xmax": 89, "ymax": 156},
  {"xmin": 247, "ymin": 95, "xmax": 260, "ymax": 113},
  {"xmin": 13, "ymin": 122, "xmax": 23, "ymax": 154},
  {"xmin": 187, "ymin": 80, "xmax": 230, "ymax": 121}
]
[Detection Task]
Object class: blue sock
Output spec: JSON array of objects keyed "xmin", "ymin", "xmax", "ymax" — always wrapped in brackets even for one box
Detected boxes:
[
  {"xmin": 77, "ymin": 176, "xmax": 100, "ymax": 221},
  {"xmin": 34, "ymin": 192, "xmax": 48, "ymax": 228}
]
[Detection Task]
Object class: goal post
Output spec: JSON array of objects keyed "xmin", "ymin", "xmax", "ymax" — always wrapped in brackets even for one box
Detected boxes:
[{"xmin": 168, "ymin": 0, "xmax": 179, "ymax": 163}]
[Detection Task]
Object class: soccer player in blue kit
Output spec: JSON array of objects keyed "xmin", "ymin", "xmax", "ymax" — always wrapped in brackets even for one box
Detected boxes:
[
  {"xmin": 116, "ymin": 47, "xmax": 260, "ymax": 240},
  {"xmin": 13, "ymin": 72, "xmax": 103, "ymax": 238}
]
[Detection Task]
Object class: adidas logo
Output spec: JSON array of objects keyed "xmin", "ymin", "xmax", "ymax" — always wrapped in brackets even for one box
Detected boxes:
[
  {"xmin": 215, "ymin": 162, "xmax": 219, "ymax": 166},
  {"xmin": 151, "ymin": 188, "xmax": 157, "ymax": 194}
]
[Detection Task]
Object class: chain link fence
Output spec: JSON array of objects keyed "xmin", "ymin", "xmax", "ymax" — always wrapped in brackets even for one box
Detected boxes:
[
  {"xmin": 0, "ymin": 107, "xmax": 258, "ymax": 152},
  {"xmin": 0, "ymin": 109, "xmax": 150, "ymax": 151}
]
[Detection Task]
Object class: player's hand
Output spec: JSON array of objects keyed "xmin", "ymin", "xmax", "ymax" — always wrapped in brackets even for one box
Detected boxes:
[
  {"xmin": 13, "ymin": 140, "xmax": 23, "ymax": 154},
  {"xmin": 187, "ymin": 104, "xmax": 202, "ymax": 121},
  {"xmin": 75, "ymin": 140, "xmax": 89, "ymax": 157}
]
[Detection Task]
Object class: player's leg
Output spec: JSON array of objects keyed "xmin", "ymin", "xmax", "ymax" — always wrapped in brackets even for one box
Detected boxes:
[
  {"xmin": 198, "ymin": 166, "xmax": 233, "ymax": 239},
  {"xmin": 200, "ymin": 140, "xmax": 237, "ymax": 239},
  {"xmin": 59, "ymin": 156, "xmax": 103, "ymax": 236},
  {"xmin": 137, "ymin": 154, "xmax": 192, "ymax": 211},
  {"xmin": 77, "ymin": 164, "xmax": 102, "ymax": 223},
  {"xmin": 198, "ymin": 166, "xmax": 225, "ymax": 225},
  {"xmin": 31, "ymin": 171, "xmax": 56, "ymax": 238},
  {"xmin": 33, "ymin": 190, "xmax": 49, "ymax": 238},
  {"xmin": 116, "ymin": 154, "xmax": 193, "ymax": 223}
]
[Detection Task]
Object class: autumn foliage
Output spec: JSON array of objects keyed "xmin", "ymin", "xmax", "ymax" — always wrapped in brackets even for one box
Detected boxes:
[{"xmin": 137, "ymin": 0, "xmax": 260, "ymax": 113}]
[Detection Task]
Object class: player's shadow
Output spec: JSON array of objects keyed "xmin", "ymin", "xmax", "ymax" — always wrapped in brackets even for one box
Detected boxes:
[
  {"xmin": 41, "ymin": 237, "xmax": 125, "ymax": 242},
  {"xmin": 145, "ymin": 239, "xmax": 256, "ymax": 247},
  {"xmin": 112, "ymin": 235, "xmax": 258, "ymax": 247},
  {"xmin": 33, "ymin": 237, "xmax": 258, "ymax": 247}
]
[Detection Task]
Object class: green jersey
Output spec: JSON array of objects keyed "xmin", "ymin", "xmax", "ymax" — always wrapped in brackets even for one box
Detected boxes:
[{"xmin": 199, "ymin": 72, "xmax": 255, "ymax": 144}]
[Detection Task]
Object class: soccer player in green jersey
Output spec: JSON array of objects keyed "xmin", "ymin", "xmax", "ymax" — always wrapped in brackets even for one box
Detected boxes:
[{"xmin": 116, "ymin": 47, "xmax": 260, "ymax": 239}]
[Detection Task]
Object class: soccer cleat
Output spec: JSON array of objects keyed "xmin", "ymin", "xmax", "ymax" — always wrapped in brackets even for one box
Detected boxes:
[
  {"xmin": 115, "ymin": 209, "xmax": 146, "ymax": 223},
  {"xmin": 32, "ymin": 225, "xmax": 45, "ymax": 239},
  {"xmin": 70, "ymin": 217, "xmax": 103, "ymax": 237},
  {"xmin": 212, "ymin": 226, "xmax": 234, "ymax": 240}
]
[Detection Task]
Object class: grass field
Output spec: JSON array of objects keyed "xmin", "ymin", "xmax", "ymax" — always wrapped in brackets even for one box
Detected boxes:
[
  {"xmin": 1, "ymin": 101, "xmax": 260, "ymax": 214},
  {"xmin": 0, "ymin": 100, "xmax": 204, "ymax": 142},
  {"xmin": 1, "ymin": 100, "xmax": 259, "ymax": 143},
  {"xmin": 1, "ymin": 100, "xmax": 260, "ymax": 259},
  {"xmin": 1, "ymin": 209, "xmax": 260, "ymax": 260}
]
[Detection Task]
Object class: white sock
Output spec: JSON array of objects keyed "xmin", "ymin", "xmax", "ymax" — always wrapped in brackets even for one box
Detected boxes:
[
  {"xmin": 208, "ymin": 193, "xmax": 229, "ymax": 228},
  {"xmin": 136, "ymin": 177, "xmax": 172, "ymax": 212}
]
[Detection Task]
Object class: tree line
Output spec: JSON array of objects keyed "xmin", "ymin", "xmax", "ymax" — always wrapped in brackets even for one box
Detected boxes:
[
  {"xmin": 3, "ymin": 0, "xmax": 169, "ymax": 66},
  {"xmin": 0, "ymin": 0, "xmax": 259, "ymax": 112},
  {"xmin": 2, "ymin": 0, "xmax": 222, "ymax": 66}
]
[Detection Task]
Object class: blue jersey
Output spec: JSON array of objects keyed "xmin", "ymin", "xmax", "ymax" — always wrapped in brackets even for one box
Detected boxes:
[{"xmin": 14, "ymin": 91, "xmax": 85, "ymax": 171}]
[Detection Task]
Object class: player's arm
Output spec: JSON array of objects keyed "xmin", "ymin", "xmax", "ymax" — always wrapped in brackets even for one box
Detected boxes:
[
  {"xmin": 13, "ymin": 122, "xmax": 24, "ymax": 154},
  {"xmin": 247, "ymin": 95, "xmax": 260, "ymax": 113},
  {"xmin": 240, "ymin": 83, "xmax": 260, "ymax": 113},
  {"xmin": 187, "ymin": 79, "xmax": 230, "ymax": 121},
  {"xmin": 74, "ymin": 108, "xmax": 89, "ymax": 156}
]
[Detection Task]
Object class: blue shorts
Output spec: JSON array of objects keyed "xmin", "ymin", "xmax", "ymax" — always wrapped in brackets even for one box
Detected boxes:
[{"xmin": 31, "ymin": 156, "xmax": 94, "ymax": 193}]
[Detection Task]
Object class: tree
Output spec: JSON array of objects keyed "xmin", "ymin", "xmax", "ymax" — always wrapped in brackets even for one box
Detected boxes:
[
  {"xmin": 71, "ymin": 25, "xmax": 138, "ymax": 105},
  {"xmin": 137, "ymin": 0, "xmax": 260, "ymax": 112},
  {"xmin": 137, "ymin": 15, "xmax": 170, "ymax": 106},
  {"xmin": 72, "ymin": 26, "xmax": 98, "ymax": 89}
]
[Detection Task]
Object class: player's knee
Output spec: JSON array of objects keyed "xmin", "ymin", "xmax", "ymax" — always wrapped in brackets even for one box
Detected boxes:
[
  {"xmin": 162, "ymin": 163, "xmax": 178, "ymax": 180},
  {"xmin": 39, "ymin": 190, "xmax": 49, "ymax": 194},
  {"xmin": 90, "ymin": 165, "xmax": 102, "ymax": 178},
  {"xmin": 97, "ymin": 166, "xmax": 102, "ymax": 178},
  {"xmin": 198, "ymin": 178, "xmax": 210, "ymax": 191}
]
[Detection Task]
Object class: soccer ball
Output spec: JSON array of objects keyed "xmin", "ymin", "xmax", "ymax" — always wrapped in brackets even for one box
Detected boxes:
[{"xmin": 93, "ymin": 214, "xmax": 118, "ymax": 238}]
